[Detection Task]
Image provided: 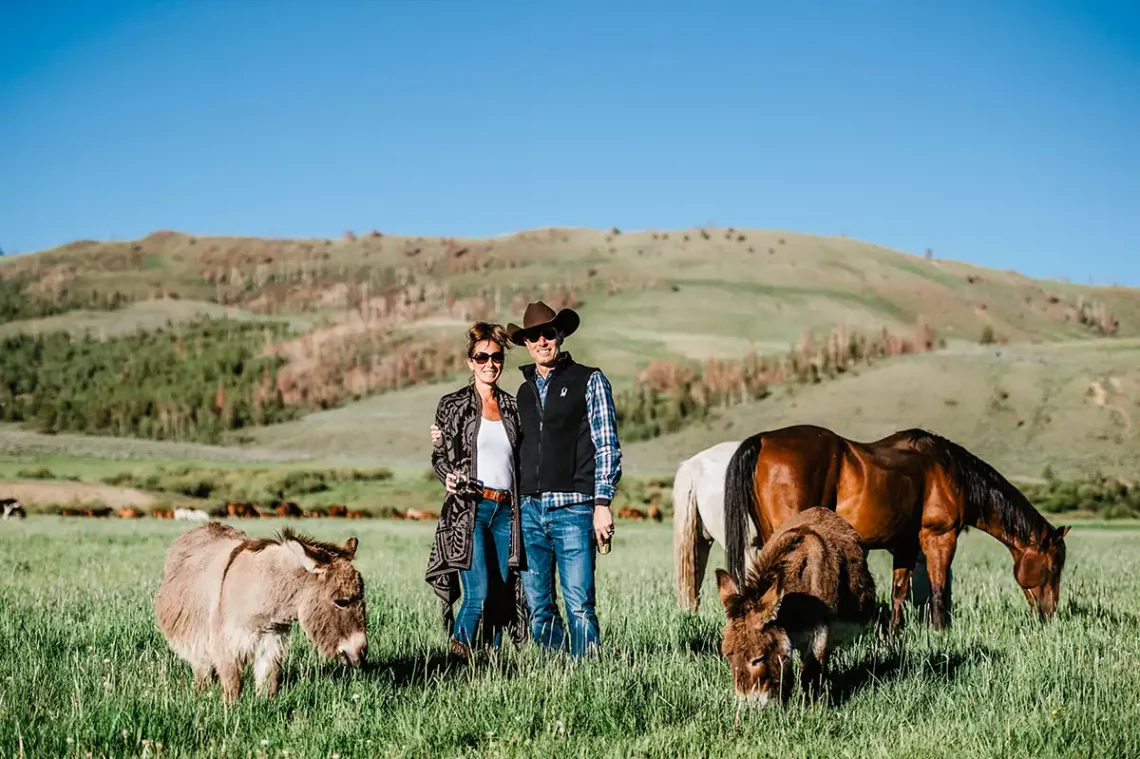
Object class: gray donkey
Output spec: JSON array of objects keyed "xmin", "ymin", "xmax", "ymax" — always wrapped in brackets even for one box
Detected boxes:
[{"xmin": 154, "ymin": 523, "xmax": 367, "ymax": 702}]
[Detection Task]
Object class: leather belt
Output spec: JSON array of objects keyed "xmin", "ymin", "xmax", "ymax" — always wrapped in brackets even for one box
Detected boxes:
[{"xmin": 482, "ymin": 487, "xmax": 511, "ymax": 503}]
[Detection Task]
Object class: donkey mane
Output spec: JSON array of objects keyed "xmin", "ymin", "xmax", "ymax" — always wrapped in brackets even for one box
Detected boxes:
[
  {"xmin": 725, "ymin": 530, "xmax": 809, "ymax": 619},
  {"xmin": 243, "ymin": 527, "xmax": 354, "ymax": 563},
  {"xmin": 896, "ymin": 428, "xmax": 1051, "ymax": 545}
]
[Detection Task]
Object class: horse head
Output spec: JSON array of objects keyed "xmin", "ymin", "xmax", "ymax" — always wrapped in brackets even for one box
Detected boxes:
[{"xmin": 1013, "ymin": 523, "xmax": 1070, "ymax": 620}]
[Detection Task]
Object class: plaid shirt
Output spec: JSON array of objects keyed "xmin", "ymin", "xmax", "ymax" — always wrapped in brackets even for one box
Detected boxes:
[{"xmin": 529, "ymin": 364, "xmax": 622, "ymax": 508}]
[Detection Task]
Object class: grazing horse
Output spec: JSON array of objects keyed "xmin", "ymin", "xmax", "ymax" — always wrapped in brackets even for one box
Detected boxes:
[
  {"xmin": 673, "ymin": 439, "xmax": 945, "ymax": 613},
  {"xmin": 723, "ymin": 424, "xmax": 1070, "ymax": 632}
]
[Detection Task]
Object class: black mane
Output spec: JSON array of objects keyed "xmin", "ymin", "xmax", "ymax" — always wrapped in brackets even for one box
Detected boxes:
[{"xmin": 895, "ymin": 428, "xmax": 1052, "ymax": 545}]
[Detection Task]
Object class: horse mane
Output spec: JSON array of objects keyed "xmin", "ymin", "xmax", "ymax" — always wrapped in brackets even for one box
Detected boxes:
[
  {"xmin": 243, "ymin": 527, "xmax": 354, "ymax": 563},
  {"xmin": 895, "ymin": 428, "xmax": 1051, "ymax": 545}
]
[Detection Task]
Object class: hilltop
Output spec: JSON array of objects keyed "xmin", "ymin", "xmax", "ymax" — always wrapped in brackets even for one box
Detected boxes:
[{"xmin": 2, "ymin": 225, "xmax": 1138, "ymax": 486}]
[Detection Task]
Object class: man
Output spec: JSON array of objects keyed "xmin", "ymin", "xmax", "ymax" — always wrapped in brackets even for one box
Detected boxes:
[{"xmin": 506, "ymin": 300, "xmax": 622, "ymax": 658}]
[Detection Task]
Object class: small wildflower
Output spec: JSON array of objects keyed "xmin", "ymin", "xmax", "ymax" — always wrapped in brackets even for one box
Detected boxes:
[{"xmin": 261, "ymin": 739, "xmax": 269, "ymax": 747}]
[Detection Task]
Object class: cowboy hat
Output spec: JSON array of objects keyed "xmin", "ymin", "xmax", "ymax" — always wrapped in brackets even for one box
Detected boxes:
[{"xmin": 506, "ymin": 300, "xmax": 580, "ymax": 346}]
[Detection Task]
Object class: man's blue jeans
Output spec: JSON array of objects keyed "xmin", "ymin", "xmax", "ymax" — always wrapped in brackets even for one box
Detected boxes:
[
  {"xmin": 519, "ymin": 496, "xmax": 600, "ymax": 658},
  {"xmin": 452, "ymin": 497, "xmax": 512, "ymax": 648}
]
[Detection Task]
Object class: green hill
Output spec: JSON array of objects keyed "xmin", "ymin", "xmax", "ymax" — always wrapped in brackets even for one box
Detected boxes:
[{"xmin": 2, "ymin": 225, "xmax": 1137, "ymax": 485}]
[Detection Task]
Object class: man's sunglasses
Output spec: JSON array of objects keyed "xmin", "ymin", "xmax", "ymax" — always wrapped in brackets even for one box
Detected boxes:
[
  {"xmin": 471, "ymin": 351, "xmax": 504, "ymax": 365},
  {"xmin": 524, "ymin": 326, "xmax": 559, "ymax": 343}
]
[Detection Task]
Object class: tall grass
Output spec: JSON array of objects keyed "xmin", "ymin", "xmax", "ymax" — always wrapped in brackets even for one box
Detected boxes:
[{"xmin": 1, "ymin": 519, "xmax": 1139, "ymax": 757}]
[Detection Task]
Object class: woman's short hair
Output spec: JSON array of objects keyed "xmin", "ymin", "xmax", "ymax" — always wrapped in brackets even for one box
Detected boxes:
[{"xmin": 466, "ymin": 321, "xmax": 511, "ymax": 358}]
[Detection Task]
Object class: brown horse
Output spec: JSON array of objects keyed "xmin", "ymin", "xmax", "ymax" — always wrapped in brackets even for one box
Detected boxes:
[{"xmin": 723, "ymin": 424, "xmax": 1070, "ymax": 632}]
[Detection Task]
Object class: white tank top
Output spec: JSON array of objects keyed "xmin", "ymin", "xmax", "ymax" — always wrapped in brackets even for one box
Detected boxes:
[{"xmin": 476, "ymin": 418, "xmax": 514, "ymax": 491}]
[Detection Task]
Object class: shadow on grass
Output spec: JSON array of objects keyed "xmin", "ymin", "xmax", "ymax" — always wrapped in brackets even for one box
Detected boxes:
[
  {"xmin": 369, "ymin": 650, "xmax": 458, "ymax": 687},
  {"xmin": 275, "ymin": 652, "xmax": 463, "ymax": 691},
  {"xmin": 366, "ymin": 648, "xmax": 525, "ymax": 688},
  {"xmin": 1061, "ymin": 599, "xmax": 1140, "ymax": 628},
  {"xmin": 822, "ymin": 644, "xmax": 1000, "ymax": 708},
  {"xmin": 675, "ymin": 612, "xmax": 724, "ymax": 657}
]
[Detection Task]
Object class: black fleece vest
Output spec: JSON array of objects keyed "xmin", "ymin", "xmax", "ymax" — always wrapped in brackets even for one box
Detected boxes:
[{"xmin": 516, "ymin": 356, "xmax": 597, "ymax": 497}]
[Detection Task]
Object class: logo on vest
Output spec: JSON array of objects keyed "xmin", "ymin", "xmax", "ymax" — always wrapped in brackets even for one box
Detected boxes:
[{"xmin": 559, "ymin": 387, "xmax": 568, "ymax": 398}]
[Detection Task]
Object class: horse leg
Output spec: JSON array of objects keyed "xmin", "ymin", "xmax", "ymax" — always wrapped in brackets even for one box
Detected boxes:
[
  {"xmin": 918, "ymin": 530, "xmax": 958, "ymax": 631},
  {"xmin": 889, "ymin": 549, "xmax": 917, "ymax": 635}
]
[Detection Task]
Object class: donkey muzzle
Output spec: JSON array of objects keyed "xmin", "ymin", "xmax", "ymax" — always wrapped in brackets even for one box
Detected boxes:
[{"xmin": 337, "ymin": 632, "xmax": 367, "ymax": 667}]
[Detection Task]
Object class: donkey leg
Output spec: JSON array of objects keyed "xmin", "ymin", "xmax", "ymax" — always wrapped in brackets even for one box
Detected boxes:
[
  {"xmin": 191, "ymin": 661, "xmax": 216, "ymax": 690},
  {"xmin": 253, "ymin": 633, "xmax": 287, "ymax": 697},
  {"xmin": 217, "ymin": 658, "xmax": 243, "ymax": 703},
  {"xmin": 918, "ymin": 530, "xmax": 958, "ymax": 631},
  {"xmin": 799, "ymin": 625, "xmax": 829, "ymax": 698}
]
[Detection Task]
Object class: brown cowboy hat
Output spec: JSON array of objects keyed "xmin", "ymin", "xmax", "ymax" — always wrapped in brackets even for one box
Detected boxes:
[{"xmin": 506, "ymin": 300, "xmax": 580, "ymax": 346}]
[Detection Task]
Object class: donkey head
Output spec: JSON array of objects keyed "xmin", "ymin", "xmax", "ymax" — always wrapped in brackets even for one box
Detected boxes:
[
  {"xmin": 716, "ymin": 569, "xmax": 794, "ymax": 704},
  {"xmin": 283, "ymin": 533, "xmax": 368, "ymax": 666}
]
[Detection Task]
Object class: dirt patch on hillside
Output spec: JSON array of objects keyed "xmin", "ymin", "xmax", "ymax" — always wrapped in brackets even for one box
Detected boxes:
[{"xmin": 0, "ymin": 480, "xmax": 163, "ymax": 509}]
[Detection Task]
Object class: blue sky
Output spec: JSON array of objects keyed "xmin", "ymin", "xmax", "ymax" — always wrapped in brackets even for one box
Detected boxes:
[{"xmin": 1, "ymin": 0, "xmax": 1137, "ymax": 284}]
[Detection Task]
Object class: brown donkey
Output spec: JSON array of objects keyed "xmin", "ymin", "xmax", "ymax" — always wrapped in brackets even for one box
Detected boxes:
[
  {"xmin": 154, "ymin": 523, "xmax": 367, "ymax": 702},
  {"xmin": 716, "ymin": 507, "xmax": 877, "ymax": 704}
]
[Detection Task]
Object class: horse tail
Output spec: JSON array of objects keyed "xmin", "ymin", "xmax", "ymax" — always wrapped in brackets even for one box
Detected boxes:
[
  {"xmin": 673, "ymin": 455, "xmax": 704, "ymax": 612},
  {"xmin": 725, "ymin": 434, "xmax": 764, "ymax": 585}
]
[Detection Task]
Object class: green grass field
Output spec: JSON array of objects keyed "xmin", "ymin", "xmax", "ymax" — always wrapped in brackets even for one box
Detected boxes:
[
  {"xmin": 3, "ymin": 517, "xmax": 1138, "ymax": 758},
  {"xmin": 2, "ymin": 225, "xmax": 1139, "ymax": 756}
]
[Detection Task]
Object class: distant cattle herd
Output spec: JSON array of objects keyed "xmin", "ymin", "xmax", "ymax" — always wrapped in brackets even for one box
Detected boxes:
[{"xmin": 1, "ymin": 497, "xmax": 664, "ymax": 522}]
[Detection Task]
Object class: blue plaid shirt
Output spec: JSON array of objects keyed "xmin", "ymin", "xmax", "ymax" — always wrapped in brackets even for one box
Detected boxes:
[{"xmin": 528, "ymin": 364, "xmax": 622, "ymax": 509}]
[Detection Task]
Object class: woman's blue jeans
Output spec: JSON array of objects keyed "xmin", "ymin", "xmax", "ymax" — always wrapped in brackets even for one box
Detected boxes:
[{"xmin": 452, "ymin": 497, "xmax": 512, "ymax": 648}]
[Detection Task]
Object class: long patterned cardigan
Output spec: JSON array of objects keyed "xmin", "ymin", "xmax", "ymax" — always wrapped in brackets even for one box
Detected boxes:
[{"xmin": 425, "ymin": 383, "xmax": 529, "ymax": 646}]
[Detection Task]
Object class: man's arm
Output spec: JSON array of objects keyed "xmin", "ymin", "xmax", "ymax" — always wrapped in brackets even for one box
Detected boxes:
[
  {"xmin": 585, "ymin": 370, "xmax": 622, "ymax": 506},
  {"xmin": 431, "ymin": 399, "xmax": 458, "ymax": 494}
]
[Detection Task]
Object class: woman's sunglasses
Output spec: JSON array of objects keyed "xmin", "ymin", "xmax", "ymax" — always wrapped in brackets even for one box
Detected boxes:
[{"xmin": 471, "ymin": 351, "xmax": 504, "ymax": 365}]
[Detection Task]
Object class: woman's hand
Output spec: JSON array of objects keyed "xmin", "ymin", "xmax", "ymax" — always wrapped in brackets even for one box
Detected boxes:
[
  {"xmin": 444, "ymin": 472, "xmax": 459, "ymax": 494},
  {"xmin": 430, "ymin": 424, "xmax": 442, "ymax": 447}
]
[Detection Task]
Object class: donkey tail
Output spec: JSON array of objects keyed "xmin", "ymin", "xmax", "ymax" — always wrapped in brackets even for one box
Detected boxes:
[
  {"xmin": 673, "ymin": 455, "xmax": 704, "ymax": 612},
  {"xmin": 724, "ymin": 434, "xmax": 764, "ymax": 585}
]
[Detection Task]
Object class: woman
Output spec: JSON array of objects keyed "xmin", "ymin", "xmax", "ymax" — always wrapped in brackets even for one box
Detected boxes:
[{"xmin": 424, "ymin": 321, "xmax": 528, "ymax": 661}]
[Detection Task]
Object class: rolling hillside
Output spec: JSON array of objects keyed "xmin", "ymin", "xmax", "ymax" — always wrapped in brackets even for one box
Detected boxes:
[{"xmin": 2, "ymin": 225, "xmax": 1138, "ymax": 485}]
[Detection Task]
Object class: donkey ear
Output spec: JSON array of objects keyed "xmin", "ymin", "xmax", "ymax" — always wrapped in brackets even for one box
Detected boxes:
[
  {"xmin": 754, "ymin": 575, "xmax": 784, "ymax": 626},
  {"xmin": 715, "ymin": 569, "xmax": 738, "ymax": 608},
  {"xmin": 285, "ymin": 539, "xmax": 325, "ymax": 574},
  {"xmin": 343, "ymin": 536, "xmax": 358, "ymax": 559}
]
